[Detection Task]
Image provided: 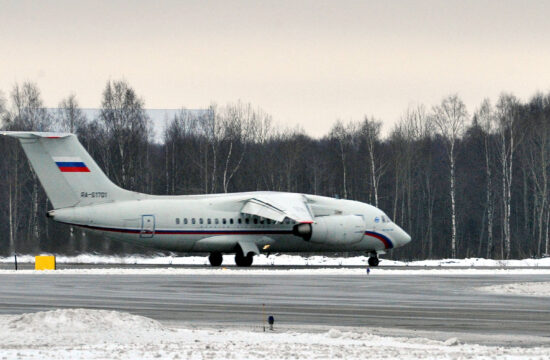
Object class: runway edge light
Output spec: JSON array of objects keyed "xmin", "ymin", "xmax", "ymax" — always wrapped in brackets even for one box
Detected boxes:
[{"xmin": 35, "ymin": 255, "xmax": 56, "ymax": 270}]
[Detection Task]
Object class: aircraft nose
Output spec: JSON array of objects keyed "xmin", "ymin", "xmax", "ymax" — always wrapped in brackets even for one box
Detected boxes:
[{"xmin": 395, "ymin": 225, "xmax": 411, "ymax": 247}]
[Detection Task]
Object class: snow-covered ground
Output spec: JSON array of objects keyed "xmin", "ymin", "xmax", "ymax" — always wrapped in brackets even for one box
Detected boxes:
[
  {"xmin": 2, "ymin": 254, "xmax": 550, "ymax": 275},
  {"xmin": 2, "ymin": 254, "xmax": 550, "ymax": 267},
  {"xmin": 480, "ymin": 282, "xmax": 550, "ymax": 297},
  {"xmin": 3, "ymin": 267, "xmax": 550, "ymax": 276},
  {"xmin": 0, "ymin": 309, "xmax": 548, "ymax": 360}
]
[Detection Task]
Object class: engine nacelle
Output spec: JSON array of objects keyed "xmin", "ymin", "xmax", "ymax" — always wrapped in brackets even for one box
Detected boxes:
[{"xmin": 293, "ymin": 215, "xmax": 365, "ymax": 245}]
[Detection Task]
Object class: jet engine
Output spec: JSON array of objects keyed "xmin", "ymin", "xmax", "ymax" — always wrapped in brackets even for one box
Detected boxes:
[{"xmin": 293, "ymin": 215, "xmax": 365, "ymax": 245}]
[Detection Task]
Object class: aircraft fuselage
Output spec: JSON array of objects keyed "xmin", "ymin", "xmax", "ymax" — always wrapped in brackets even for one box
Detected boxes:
[{"xmin": 49, "ymin": 192, "xmax": 410, "ymax": 254}]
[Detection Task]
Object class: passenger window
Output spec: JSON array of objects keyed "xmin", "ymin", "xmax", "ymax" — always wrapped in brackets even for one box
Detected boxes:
[
  {"xmin": 192, "ymin": 218, "xmax": 196, "ymax": 225},
  {"xmin": 207, "ymin": 218, "xmax": 211, "ymax": 225},
  {"xmin": 175, "ymin": 218, "xmax": 180, "ymax": 225},
  {"xmin": 230, "ymin": 218, "xmax": 234, "ymax": 224},
  {"xmin": 215, "ymin": 218, "xmax": 219, "ymax": 225},
  {"xmin": 223, "ymin": 218, "xmax": 227, "ymax": 224},
  {"xmin": 254, "ymin": 218, "xmax": 258, "ymax": 224},
  {"xmin": 260, "ymin": 219, "xmax": 264, "ymax": 224},
  {"xmin": 184, "ymin": 218, "xmax": 188, "ymax": 225},
  {"xmin": 238, "ymin": 218, "xmax": 242, "ymax": 224},
  {"xmin": 245, "ymin": 218, "xmax": 250, "ymax": 224},
  {"xmin": 200, "ymin": 218, "xmax": 204, "ymax": 224}
]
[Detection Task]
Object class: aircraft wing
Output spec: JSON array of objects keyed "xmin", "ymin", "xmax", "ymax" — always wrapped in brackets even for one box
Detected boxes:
[
  {"xmin": 192, "ymin": 235, "xmax": 274, "ymax": 254},
  {"xmin": 240, "ymin": 193, "xmax": 314, "ymax": 223}
]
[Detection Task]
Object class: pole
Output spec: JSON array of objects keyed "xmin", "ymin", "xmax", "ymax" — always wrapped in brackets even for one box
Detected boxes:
[
  {"xmin": 262, "ymin": 304, "xmax": 266, "ymax": 332},
  {"xmin": 14, "ymin": 253, "xmax": 17, "ymax": 271}
]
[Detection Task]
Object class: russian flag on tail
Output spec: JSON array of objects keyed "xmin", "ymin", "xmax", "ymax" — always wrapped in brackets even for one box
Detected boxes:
[{"xmin": 53, "ymin": 157, "xmax": 90, "ymax": 172}]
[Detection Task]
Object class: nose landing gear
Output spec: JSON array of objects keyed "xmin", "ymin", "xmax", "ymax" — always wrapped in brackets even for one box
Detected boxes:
[{"xmin": 368, "ymin": 252, "xmax": 380, "ymax": 267}]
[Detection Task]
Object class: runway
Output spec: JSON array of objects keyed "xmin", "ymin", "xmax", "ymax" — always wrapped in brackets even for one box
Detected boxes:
[{"xmin": 0, "ymin": 269, "xmax": 549, "ymax": 345}]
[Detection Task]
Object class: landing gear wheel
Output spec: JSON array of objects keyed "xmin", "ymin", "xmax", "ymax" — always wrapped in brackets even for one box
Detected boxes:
[
  {"xmin": 209, "ymin": 252, "xmax": 223, "ymax": 266},
  {"xmin": 368, "ymin": 256, "xmax": 379, "ymax": 267},
  {"xmin": 235, "ymin": 252, "xmax": 254, "ymax": 267}
]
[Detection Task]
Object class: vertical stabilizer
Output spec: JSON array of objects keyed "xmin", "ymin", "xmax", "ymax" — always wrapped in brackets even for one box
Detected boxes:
[{"xmin": 1, "ymin": 131, "xmax": 141, "ymax": 209}]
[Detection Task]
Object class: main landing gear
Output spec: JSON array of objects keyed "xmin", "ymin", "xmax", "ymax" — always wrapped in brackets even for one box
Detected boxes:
[
  {"xmin": 209, "ymin": 252, "xmax": 223, "ymax": 266},
  {"xmin": 208, "ymin": 251, "xmax": 254, "ymax": 267},
  {"xmin": 235, "ymin": 251, "xmax": 254, "ymax": 267},
  {"xmin": 368, "ymin": 253, "xmax": 380, "ymax": 267}
]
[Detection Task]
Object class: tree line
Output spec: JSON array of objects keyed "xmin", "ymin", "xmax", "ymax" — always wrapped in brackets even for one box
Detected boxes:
[{"xmin": 1, "ymin": 80, "xmax": 549, "ymax": 260}]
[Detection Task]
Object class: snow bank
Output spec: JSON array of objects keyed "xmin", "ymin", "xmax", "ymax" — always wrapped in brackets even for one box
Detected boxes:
[
  {"xmin": 0, "ymin": 309, "xmax": 549, "ymax": 360},
  {"xmin": 3, "ymin": 254, "xmax": 550, "ymax": 267},
  {"xmin": 1, "ymin": 309, "xmax": 166, "ymax": 348},
  {"xmin": 480, "ymin": 281, "xmax": 550, "ymax": 297}
]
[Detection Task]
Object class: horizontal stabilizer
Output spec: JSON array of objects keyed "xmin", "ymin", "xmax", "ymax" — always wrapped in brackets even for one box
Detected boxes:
[{"xmin": 1, "ymin": 131, "xmax": 72, "ymax": 139}]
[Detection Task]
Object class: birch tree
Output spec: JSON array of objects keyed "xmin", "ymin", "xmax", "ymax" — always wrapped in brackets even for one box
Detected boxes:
[
  {"xmin": 57, "ymin": 94, "xmax": 86, "ymax": 133},
  {"xmin": 523, "ymin": 94, "xmax": 550, "ymax": 256},
  {"xmin": 0, "ymin": 91, "xmax": 6, "ymax": 126},
  {"xmin": 361, "ymin": 117, "xmax": 383, "ymax": 207},
  {"xmin": 496, "ymin": 94, "xmax": 520, "ymax": 259},
  {"xmin": 99, "ymin": 80, "xmax": 151, "ymax": 191},
  {"xmin": 330, "ymin": 121, "xmax": 354, "ymax": 199},
  {"xmin": 220, "ymin": 103, "xmax": 259, "ymax": 193},
  {"xmin": 475, "ymin": 99, "xmax": 496, "ymax": 258},
  {"xmin": 6, "ymin": 83, "xmax": 50, "ymax": 248},
  {"xmin": 432, "ymin": 95, "xmax": 468, "ymax": 258}
]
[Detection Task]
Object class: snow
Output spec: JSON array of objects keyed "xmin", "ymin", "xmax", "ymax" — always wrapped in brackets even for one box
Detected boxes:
[
  {"xmin": 3, "ymin": 254, "xmax": 550, "ymax": 275},
  {"xmin": 3, "ymin": 254, "xmax": 550, "ymax": 267},
  {"xmin": 3, "ymin": 267, "xmax": 550, "ymax": 276},
  {"xmin": 480, "ymin": 282, "xmax": 550, "ymax": 297},
  {"xmin": 0, "ymin": 309, "xmax": 549, "ymax": 359}
]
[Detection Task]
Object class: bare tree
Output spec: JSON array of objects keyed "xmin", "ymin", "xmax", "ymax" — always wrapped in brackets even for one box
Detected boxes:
[
  {"xmin": 8, "ymin": 83, "xmax": 51, "ymax": 248},
  {"xmin": 475, "ymin": 99, "xmax": 496, "ymax": 258},
  {"xmin": 57, "ymin": 94, "xmax": 86, "ymax": 133},
  {"xmin": 432, "ymin": 95, "xmax": 468, "ymax": 258},
  {"xmin": 0, "ymin": 91, "xmax": 6, "ymax": 126},
  {"xmin": 330, "ymin": 121, "xmax": 356, "ymax": 199},
  {"xmin": 361, "ymin": 117, "xmax": 383, "ymax": 207},
  {"xmin": 523, "ymin": 94, "xmax": 550, "ymax": 256},
  {"xmin": 199, "ymin": 104, "xmax": 224, "ymax": 193},
  {"xmin": 495, "ymin": 94, "xmax": 521, "ymax": 259},
  {"xmin": 99, "ymin": 80, "xmax": 151, "ymax": 190}
]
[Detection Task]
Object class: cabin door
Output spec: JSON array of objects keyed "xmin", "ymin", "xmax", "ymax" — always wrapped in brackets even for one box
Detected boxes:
[{"xmin": 140, "ymin": 215, "xmax": 155, "ymax": 238}]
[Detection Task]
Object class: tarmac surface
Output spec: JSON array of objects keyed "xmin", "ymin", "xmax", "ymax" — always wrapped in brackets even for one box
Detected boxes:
[{"xmin": 0, "ymin": 267, "xmax": 549, "ymax": 345}]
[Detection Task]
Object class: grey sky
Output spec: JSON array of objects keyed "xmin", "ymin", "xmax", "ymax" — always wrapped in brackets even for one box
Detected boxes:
[{"xmin": 1, "ymin": 0, "xmax": 549, "ymax": 137}]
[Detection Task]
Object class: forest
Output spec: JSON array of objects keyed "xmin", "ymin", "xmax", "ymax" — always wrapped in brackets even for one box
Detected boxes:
[{"xmin": 1, "ymin": 80, "xmax": 549, "ymax": 260}]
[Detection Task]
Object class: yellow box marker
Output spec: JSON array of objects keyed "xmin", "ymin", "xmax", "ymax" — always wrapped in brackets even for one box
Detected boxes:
[{"xmin": 35, "ymin": 255, "xmax": 56, "ymax": 270}]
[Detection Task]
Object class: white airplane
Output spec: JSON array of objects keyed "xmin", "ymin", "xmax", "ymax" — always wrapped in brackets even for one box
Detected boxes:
[{"xmin": 2, "ymin": 131, "xmax": 411, "ymax": 267}]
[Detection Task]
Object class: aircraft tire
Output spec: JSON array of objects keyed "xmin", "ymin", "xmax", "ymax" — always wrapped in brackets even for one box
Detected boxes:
[
  {"xmin": 209, "ymin": 252, "xmax": 223, "ymax": 266},
  {"xmin": 235, "ymin": 252, "xmax": 254, "ymax": 267},
  {"xmin": 368, "ymin": 256, "xmax": 379, "ymax": 267}
]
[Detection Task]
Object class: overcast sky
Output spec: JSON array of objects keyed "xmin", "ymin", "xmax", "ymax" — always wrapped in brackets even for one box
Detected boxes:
[{"xmin": 1, "ymin": 0, "xmax": 550, "ymax": 137}]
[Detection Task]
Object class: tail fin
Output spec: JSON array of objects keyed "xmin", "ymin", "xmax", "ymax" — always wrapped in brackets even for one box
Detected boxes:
[{"xmin": 1, "ymin": 131, "xmax": 140, "ymax": 209}]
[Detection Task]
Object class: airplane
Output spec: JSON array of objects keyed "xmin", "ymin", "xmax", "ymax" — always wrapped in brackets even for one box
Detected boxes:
[{"xmin": 1, "ymin": 131, "xmax": 411, "ymax": 267}]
